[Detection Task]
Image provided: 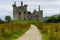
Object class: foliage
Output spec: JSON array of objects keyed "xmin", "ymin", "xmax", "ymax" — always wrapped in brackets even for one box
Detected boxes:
[
  {"xmin": 5, "ymin": 16, "xmax": 12, "ymax": 22},
  {"xmin": 0, "ymin": 21, "xmax": 30, "ymax": 40},
  {"xmin": 46, "ymin": 16, "xmax": 57, "ymax": 23},
  {"xmin": 0, "ymin": 20, "xmax": 60, "ymax": 40},
  {"xmin": 44, "ymin": 15, "xmax": 60, "ymax": 23},
  {"xmin": 0, "ymin": 19, "xmax": 4, "ymax": 24},
  {"xmin": 57, "ymin": 15, "xmax": 60, "ymax": 21},
  {"xmin": 32, "ymin": 22, "xmax": 60, "ymax": 40}
]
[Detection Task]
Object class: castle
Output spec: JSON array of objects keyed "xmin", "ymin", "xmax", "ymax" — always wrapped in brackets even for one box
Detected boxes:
[{"xmin": 12, "ymin": 2, "xmax": 43, "ymax": 21}]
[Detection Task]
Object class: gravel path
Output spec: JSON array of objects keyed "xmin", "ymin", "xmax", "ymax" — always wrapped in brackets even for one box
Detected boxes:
[{"xmin": 16, "ymin": 24, "xmax": 42, "ymax": 40}]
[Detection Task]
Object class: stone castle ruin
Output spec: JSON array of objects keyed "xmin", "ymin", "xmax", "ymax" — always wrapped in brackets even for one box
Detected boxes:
[{"xmin": 12, "ymin": 2, "xmax": 43, "ymax": 21}]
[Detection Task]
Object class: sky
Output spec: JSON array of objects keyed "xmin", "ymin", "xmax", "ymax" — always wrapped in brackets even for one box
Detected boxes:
[{"xmin": 0, "ymin": 0, "xmax": 60, "ymax": 20}]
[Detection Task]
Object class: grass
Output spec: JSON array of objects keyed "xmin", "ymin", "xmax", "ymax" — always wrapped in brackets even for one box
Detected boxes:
[
  {"xmin": 0, "ymin": 20, "xmax": 31, "ymax": 40},
  {"xmin": 32, "ymin": 22, "xmax": 60, "ymax": 40},
  {"xmin": 0, "ymin": 20, "xmax": 60, "ymax": 40}
]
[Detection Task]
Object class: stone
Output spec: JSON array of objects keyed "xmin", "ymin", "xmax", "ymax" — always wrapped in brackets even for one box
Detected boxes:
[{"xmin": 12, "ymin": 1, "xmax": 43, "ymax": 21}]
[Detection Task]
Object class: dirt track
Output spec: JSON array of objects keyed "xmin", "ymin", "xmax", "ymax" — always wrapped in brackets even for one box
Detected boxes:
[{"xmin": 16, "ymin": 24, "xmax": 42, "ymax": 40}]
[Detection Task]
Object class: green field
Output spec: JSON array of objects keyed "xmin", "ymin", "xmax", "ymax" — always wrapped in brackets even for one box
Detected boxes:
[{"xmin": 0, "ymin": 20, "xmax": 60, "ymax": 40}]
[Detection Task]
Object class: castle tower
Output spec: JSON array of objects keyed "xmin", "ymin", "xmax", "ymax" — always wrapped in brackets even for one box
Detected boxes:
[
  {"xmin": 38, "ymin": 5, "xmax": 43, "ymax": 21},
  {"xmin": 12, "ymin": 2, "xmax": 18, "ymax": 20},
  {"xmin": 12, "ymin": 2, "xmax": 16, "ymax": 10},
  {"xmin": 13, "ymin": 1, "xmax": 29, "ymax": 20},
  {"xmin": 24, "ymin": 5, "xmax": 28, "ymax": 20},
  {"xmin": 19, "ymin": 1, "xmax": 25, "ymax": 20}
]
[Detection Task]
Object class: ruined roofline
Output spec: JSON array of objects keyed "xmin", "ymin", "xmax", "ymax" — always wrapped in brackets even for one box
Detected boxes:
[
  {"xmin": 13, "ymin": 1, "xmax": 27, "ymax": 7},
  {"xmin": 13, "ymin": 1, "xmax": 43, "ymax": 12}
]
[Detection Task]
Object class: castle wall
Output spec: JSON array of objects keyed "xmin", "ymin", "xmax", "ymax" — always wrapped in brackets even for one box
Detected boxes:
[
  {"xmin": 39, "ymin": 10, "xmax": 43, "ymax": 21},
  {"xmin": 12, "ymin": 2, "xmax": 43, "ymax": 21}
]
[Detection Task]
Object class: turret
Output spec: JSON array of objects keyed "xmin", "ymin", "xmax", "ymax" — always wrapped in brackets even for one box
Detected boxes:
[
  {"xmin": 33, "ymin": 9, "xmax": 36, "ymax": 13},
  {"xmin": 13, "ymin": 2, "xmax": 16, "ymax": 7},
  {"xmin": 12, "ymin": 2, "xmax": 17, "ymax": 20},
  {"xmin": 24, "ymin": 5, "xmax": 27, "ymax": 7},
  {"xmin": 34, "ymin": 9, "xmax": 36, "ymax": 12},
  {"xmin": 12, "ymin": 2, "xmax": 17, "ymax": 12},
  {"xmin": 21, "ymin": 1, "xmax": 23, "ymax": 6},
  {"xmin": 38, "ymin": 5, "xmax": 40, "ymax": 11},
  {"xmin": 24, "ymin": 5, "xmax": 28, "ymax": 20},
  {"xmin": 24, "ymin": 5, "xmax": 28, "ymax": 11}
]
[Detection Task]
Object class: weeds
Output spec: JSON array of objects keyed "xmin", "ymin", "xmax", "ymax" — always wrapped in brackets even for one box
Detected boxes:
[{"xmin": 0, "ymin": 21, "xmax": 30, "ymax": 40}]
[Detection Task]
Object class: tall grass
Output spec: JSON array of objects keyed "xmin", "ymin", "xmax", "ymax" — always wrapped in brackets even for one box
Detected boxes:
[
  {"xmin": 0, "ymin": 21, "xmax": 30, "ymax": 40},
  {"xmin": 0, "ymin": 20, "xmax": 60, "ymax": 40},
  {"xmin": 32, "ymin": 22, "xmax": 60, "ymax": 40}
]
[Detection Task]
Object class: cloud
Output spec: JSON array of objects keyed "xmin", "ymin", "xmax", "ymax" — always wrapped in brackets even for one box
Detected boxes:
[{"xmin": 0, "ymin": 0, "xmax": 60, "ymax": 19}]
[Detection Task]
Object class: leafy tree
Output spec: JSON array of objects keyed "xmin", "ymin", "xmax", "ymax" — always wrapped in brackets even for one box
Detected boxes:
[
  {"xmin": 5, "ymin": 16, "xmax": 12, "ymax": 22},
  {"xmin": 57, "ymin": 15, "xmax": 60, "ymax": 22},
  {"xmin": 46, "ymin": 16, "xmax": 57, "ymax": 23},
  {"xmin": 0, "ymin": 19, "xmax": 4, "ymax": 24}
]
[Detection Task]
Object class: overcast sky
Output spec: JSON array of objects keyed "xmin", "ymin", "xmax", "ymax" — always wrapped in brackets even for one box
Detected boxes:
[{"xmin": 0, "ymin": 0, "xmax": 60, "ymax": 20}]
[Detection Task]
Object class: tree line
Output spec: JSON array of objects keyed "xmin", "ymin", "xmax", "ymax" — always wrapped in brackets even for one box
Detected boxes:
[{"xmin": 44, "ymin": 15, "xmax": 60, "ymax": 23}]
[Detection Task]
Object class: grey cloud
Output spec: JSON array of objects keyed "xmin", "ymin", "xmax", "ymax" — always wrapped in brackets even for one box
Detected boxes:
[{"xmin": 0, "ymin": 0, "xmax": 60, "ymax": 19}]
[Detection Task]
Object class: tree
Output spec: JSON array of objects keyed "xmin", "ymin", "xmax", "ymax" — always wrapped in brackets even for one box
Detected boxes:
[
  {"xmin": 44, "ymin": 14, "xmax": 60, "ymax": 23},
  {"xmin": 57, "ymin": 15, "xmax": 60, "ymax": 22},
  {"xmin": 5, "ymin": 16, "xmax": 12, "ymax": 22},
  {"xmin": 0, "ymin": 19, "xmax": 4, "ymax": 24},
  {"xmin": 46, "ymin": 16, "xmax": 57, "ymax": 23}
]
